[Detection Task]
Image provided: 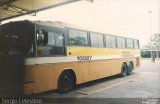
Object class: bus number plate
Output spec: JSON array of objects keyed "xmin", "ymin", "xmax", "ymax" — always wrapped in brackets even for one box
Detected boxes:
[{"xmin": 77, "ymin": 56, "xmax": 92, "ymax": 61}]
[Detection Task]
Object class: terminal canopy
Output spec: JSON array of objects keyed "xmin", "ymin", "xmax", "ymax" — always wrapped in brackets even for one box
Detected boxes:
[{"xmin": 0, "ymin": 0, "xmax": 81, "ymax": 22}]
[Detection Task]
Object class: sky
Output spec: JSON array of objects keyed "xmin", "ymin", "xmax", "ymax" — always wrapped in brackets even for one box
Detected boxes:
[{"xmin": 2, "ymin": 0, "xmax": 160, "ymax": 47}]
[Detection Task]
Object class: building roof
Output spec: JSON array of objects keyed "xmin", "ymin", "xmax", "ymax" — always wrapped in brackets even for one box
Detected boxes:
[{"xmin": 0, "ymin": 0, "xmax": 80, "ymax": 22}]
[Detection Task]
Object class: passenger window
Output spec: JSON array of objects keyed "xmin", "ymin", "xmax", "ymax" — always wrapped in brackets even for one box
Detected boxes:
[
  {"xmin": 69, "ymin": 29, "xmax": 88, "ymax": 46},
  {"xmin": 36, "ymin": 29, "xmax": 48, "ymax": 46},
  {"xmin": 55, "ymin": 33, "xmax": 64, "ymax": 47},
  {"xmin": 90, "ymin": 33, "xmax": 98, "ymax": 47},
  {"xmin": 105, "ymin": 35, "xmax": 116, "ymax": 48},
  {"xmin": 98, "ymin": 35, "xmax": 104, "ymax": 48},
  {"xmin": 117, "ymin": 37, "xmax": 126, "ymax": 48},
  {"xmin": 134, "ymin": 40, "xmax": 139, "ymax": 49},
  {"xmin": 37, "ymin": 30, "xmax": 65, "ymax": 57},
  {"xmin": 48, "ymin": 32, "xmax": 55, "ymax": 46},
  {"xmin": 127, "ymin": 39, "xmax": 134, "ymax": 49},
  {"xmin": 90, "ymin": 32, "xmax": 104, "ymax": 48}
]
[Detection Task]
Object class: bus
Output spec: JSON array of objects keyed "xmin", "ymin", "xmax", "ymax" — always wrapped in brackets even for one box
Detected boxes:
[{"xmin": 0, "ymin": 20, "xmax": 140, "ymax": 95}]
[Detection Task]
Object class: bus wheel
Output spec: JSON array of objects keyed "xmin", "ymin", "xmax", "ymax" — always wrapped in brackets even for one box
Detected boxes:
[
  {"xmin": 127, "ymin": 62, "xmax": 134, "ymax": 75},
  {"xmin": 58, "ymin": 71, "xmax": 74, "ymax": 93},
  {"xmin": 120, "ymin": 63, "xmax": 127, "ymax": 77}
]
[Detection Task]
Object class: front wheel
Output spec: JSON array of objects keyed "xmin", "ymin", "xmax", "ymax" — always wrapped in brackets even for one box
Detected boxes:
[
  {"xmin": 120, "ymin": 63, "xmax": 128, "ymax": 77},
  {"xmin": 58, "ymin": 71, "xmax": 74, "ymax": 93}
]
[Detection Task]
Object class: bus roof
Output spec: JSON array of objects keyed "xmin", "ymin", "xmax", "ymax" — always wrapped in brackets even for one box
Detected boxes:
[
  {"xmin": 3, "ymin": 20, "xmax": 139, "ymax": 40},
  {"xmin": 32, "ymin": 21, "xmax": 85, "ymax": 30}
]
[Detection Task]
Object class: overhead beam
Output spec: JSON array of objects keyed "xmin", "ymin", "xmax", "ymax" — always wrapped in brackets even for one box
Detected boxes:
[
  {"xmin": 0, "ymin": 0, "xmax": 17, "ymax": 6},
  {"xmin": 0, "ymin": 0, "xmax": 94, "ymax": 22},
  {"xmin": 0, "ymin": 0, "xmax": 81, "ymax": 21},
  {"xmin": 8, "ymin": 4, "xmax": 31, "ymax": 12}
]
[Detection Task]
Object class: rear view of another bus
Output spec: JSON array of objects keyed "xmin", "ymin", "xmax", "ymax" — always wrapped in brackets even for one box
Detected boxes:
[{"xmin": 0, "ymin": 21, "xmax": 35, "ymax": 96}]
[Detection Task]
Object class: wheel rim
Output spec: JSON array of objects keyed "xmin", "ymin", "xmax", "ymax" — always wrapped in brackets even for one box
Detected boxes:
[
  {"xmin": 61, "ymin": 74, "xmax": 72, "ymax": 90},
  {"xmin": 62, "ymin": 75, "xmax": 70, "ymax": 88}
]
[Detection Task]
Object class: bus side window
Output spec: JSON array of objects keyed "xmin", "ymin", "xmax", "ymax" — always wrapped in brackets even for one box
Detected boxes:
[
  {"xmin": 116, "ymin": 37, "xmax": 126, "ymax": 49},
  {"xmin": 90, "ymin": 32, "xmax": 104, "ymax": 48},
  {"xmin": 37, "ymin": 31, "xmax": 65, "ymax": 57},
  {"xmin": 105, "ymin": 35, "xmax": 116, "ymax": 48},
  {"xmin": 52, "ymin": 33, "xmax": 65, "ymax": 55},
  {"xmin": 134, "ymin": 40, "xmax": 139, "ymax": 49},
  {"xmin": 36, "ymin": 29, "xmax": 48, "ymax": 46},
  {"xmin": 127, "ymin": 39, "xmax": 134, "ymax": 49},
  {"xmin": 69, "ymin": 29, "xmax": 88, "ymax": 46}
]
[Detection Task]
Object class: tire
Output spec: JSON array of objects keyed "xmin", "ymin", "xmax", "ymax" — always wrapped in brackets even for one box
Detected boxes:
[
  {"xmin": 120, "ymin": 63, "xmax": 128, "ymax": 77},
  {"xmin": 58, "ymin": 71, "xmax": 74, "ymax": 93},
  {"xmin": 127, "ymin": 63, "xmax": 134, "ymax": 75}
]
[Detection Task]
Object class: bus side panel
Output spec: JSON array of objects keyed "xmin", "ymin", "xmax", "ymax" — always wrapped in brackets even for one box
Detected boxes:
[
  {"xmin": 130, "ymin": 49, "xmax": 140, "ymax": 69},
  {"xmin": 33, "ymin": 65, "xmax": 58, "ymax": 93},
  {"xmin": 24, "ymin": 83, "xmax": 34, "ymax": 95},
  {"xmin": 67, "ymin": 47, "xmax": 91, "ymax": 84},
  {"xmin": 89, "ymin": 60, "xmax": 112, "ymax": 80},
  {"xmin": 24, "ymin": 65, "xmax": 59, "ymax": 94},
  {"xmin": 24, "ymin": 64, "xmax": 63, "ymax": 94},
  {"xmin": 76, "ymin": 62, "xmax": 90, "ymax": 84},
  {"xmin": 136, "ymin": 57, "xmax": 140, "ymax": 68},
  {"xmin": 110, "ymin": 59, "xmax": 122, "ymax": 76},
  {"xmin": 24, "ymin": 66, "xmax": 35, "ymax": 94},
  {"xmin": 24, "ymin": 62, "xmax": 90, "ymax": 94},
  {"xmin": 131, "ymin": 57, "xmax": 140, "ymax": 69}
]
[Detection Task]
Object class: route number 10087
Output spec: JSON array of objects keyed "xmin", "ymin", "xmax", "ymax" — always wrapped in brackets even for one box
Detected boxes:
[{"xmin": 77, "ymin": 56, "xmax": 92, "ymax": 61}]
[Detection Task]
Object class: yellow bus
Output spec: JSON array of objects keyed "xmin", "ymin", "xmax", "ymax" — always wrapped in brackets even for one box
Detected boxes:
[{"xmin": 0, "ymin": 20, "xmax": 140, "ymax": 95}]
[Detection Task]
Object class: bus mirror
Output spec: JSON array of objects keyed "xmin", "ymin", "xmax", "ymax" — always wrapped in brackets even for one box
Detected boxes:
[{"xmin": 36, "ymin": 30, "xmax": 48, "ymax": 46}]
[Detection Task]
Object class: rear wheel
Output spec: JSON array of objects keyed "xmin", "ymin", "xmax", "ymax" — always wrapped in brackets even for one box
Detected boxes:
[
  {"xmin": 58, "ymin": 71, "xmax": 74, "ymax": 93},
  {"xmin": 120, "ymin": 63, "xmax": 128, "ymax": 77},
  {"xmin": 127, "ymin": 62, "xmax": 134, "ymax": 75}
]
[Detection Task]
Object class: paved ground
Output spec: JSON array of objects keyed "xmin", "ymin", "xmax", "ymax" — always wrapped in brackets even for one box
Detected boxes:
[{"xmin": 34, "ymin": 58, "xmax": 160, "ymax": 104}]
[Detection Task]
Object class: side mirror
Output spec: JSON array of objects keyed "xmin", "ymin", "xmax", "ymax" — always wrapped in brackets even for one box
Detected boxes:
[{"xmin": 36, "ymin": 29, "xmax": 48, "ymax": 46}]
